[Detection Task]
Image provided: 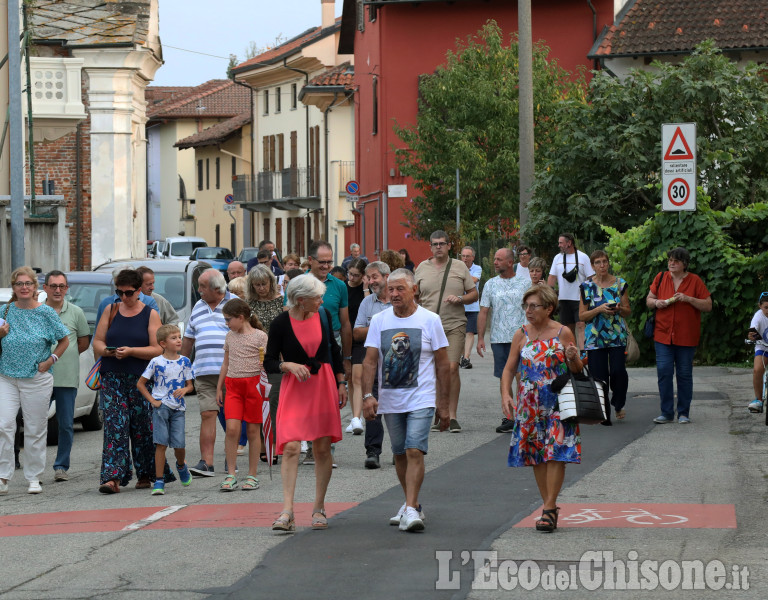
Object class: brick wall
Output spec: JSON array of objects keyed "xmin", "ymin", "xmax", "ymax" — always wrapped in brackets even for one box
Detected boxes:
[{"xmin": 25, "ymin": 73, "xmax": 92, "ymax": 271}]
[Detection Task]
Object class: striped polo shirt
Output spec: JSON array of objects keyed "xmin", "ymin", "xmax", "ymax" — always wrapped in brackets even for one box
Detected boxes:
[{"xmin": 184, "ymin": 292, "xmax": 233, "ymax": 377}]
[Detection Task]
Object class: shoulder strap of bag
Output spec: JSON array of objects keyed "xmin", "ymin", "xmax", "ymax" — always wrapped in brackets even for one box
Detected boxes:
[
  {"xmin": 2, "ymin": 303, "xmax": 10, "ymax": 319},
  {"xmin": 107, "ymin": 302, "xmax": 119, "ymax": 329},
  {"xmin": 318, "ymin": 307, "xmax": 333, "ymax": 359},
  {"xmin": 435, "ymin": 258, "xmax": 454, "ymax": 315}
]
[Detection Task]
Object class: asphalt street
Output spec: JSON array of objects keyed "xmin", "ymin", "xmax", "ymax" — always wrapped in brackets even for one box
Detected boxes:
[{"xmin": 0, "ymin": 354, "xmax": 763, "ymax": 599}]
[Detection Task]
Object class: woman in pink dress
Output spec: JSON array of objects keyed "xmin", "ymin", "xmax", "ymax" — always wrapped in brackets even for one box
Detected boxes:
[{"xmin": 264, "ymin": 274, "xmax": 347, "ymax": 532}]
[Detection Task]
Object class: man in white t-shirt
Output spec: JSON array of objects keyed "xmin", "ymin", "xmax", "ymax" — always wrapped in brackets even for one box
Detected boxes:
[
  {"xmin": 362, "ymin": 268, "xmax": 449, "ymax": 532},
  {"xmin": 547, "ymin": 233, "xmax": 594, "ymax": 337}
]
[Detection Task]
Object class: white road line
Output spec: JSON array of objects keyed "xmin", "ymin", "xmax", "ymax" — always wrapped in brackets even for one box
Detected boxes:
[{"xmin": 122, "ymin": 505, "xmax": 187, "ymax": 531}]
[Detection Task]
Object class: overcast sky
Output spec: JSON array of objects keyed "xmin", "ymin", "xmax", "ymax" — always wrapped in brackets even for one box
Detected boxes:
[{"xmin": 152, "ymin": 0, "xmax": 345, "ymax": 86}]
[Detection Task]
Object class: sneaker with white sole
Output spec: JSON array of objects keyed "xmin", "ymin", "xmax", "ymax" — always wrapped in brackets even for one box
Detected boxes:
[
  {"xmin": 189, "ymin": 460, "xmax": 215, "ymax": 477},
  {"xmin": 748, "ymin": 399, "xmax": 763, "ymax": 413},
  {"xmin": 345, "ymin": 421, "xmax": 355, "ymax": 433},
  {"xmin": 54, "ymin": 469, "xmax": 69, "ymax": 482},
  {"xmin": 0, "ymin": 479, "xmax": 8, "ymax": 495},
  {"xmin": 151, "ymin": 480, "xmax": 165, "ymax": 495},
  {"xmin": 350, "ymin": 417, "xmax": 364, "ymax": 435},
  {"xmin": 27, "ymin": 480, "xmax": 43, "ymax": 494},
  {"xmin": 399, "ymin": 506, "xmax": 425, "ymax": 532},
  {"xmin": 390, "ymin": 503, "xmax": 425, "ymax": 526},
  {"xmin": 303, "ymin": 447, "xmax": 315, "ymax": 465}
]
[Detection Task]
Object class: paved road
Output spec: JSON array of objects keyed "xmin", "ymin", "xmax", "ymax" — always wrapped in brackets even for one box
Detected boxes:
[{"xmin": 0, "ymin": 356, "xmax": 763, "ymax": 599}]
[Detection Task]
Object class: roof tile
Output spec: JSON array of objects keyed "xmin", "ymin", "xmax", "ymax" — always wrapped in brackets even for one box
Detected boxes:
[
  {"xmin": 307, "ymin": 62, "xmax": 354, "ymax": 88},
  {"xmin": 147, "ymin": 79, "xmax": 251, "ymax": 120},
  {"xmin": 174, "ymin": 112, "xmax": 252, "ymax": 149},
  {"xmin": 590, "ymin": 0, "xmax": 768, "ymax": 57}
]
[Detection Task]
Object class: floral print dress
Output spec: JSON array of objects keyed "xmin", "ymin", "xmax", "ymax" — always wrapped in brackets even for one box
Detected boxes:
[{"xmin": 507, "ymin": 326, "xmax": 581, "ymax": 467}]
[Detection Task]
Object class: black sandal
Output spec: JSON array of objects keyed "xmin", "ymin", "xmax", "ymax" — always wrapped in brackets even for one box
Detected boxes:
[{"xmin": 536, "ymin": 508, "xmax": 558, "ymax": 533}]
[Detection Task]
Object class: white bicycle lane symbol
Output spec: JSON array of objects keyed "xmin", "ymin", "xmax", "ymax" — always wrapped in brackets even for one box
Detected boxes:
[{"xmin": 560, "ymin": 507, "xmax": 689, "ymax": 526}]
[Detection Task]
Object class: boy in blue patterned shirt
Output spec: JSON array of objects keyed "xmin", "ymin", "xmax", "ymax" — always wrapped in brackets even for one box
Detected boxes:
[{"xmin": 137, "ymin": 325, "xmax": 194, "ymax": 495}]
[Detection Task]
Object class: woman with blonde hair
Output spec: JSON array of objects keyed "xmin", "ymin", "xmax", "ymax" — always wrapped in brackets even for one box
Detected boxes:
[{"xmin": 0, "ymin": 267, "xmax": 69, "ymax": 495}]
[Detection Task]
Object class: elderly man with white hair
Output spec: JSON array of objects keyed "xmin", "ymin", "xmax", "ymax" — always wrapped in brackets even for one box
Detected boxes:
[
  {"xmin": 362, "ymin": 268, "xmax": 450, "ymax": 532},
  {"xmin": 181, "ymin": 269, "xmax": 234, "ymax": 477},
  {"xmin": 341, "ymin": 243, "xmax": 368, "ymax": 271}
]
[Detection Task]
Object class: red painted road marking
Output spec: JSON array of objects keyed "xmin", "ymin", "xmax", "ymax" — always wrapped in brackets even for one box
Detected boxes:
[
  {"xmin": 0, "ymin": 502, "xmax": 358, "ymax": 538},
  {"xmin": 514, "ymin": 503, "xmax": 736, "ymax": 529}
]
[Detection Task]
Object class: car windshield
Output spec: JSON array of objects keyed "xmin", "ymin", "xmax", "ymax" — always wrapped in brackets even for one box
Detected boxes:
[
  {"xmin": 66, "ymin": 282, "xmax": 114, "ymax": 334},
  {"xmin": 196, "ymin": 248, "xmax": 233, "ymax": 260},
  {"xmin": 238, "ymin": 248, "xmax": 259, "ymax": 262},
  {"xmin": 152, "ymin": 273, "xmax": 189, "ymax": 310},
  {"xmin": 170, "ymin": 241, "xmax": 206, "ymax": 257}
]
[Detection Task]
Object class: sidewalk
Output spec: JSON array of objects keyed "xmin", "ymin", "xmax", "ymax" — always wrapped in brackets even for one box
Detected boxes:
[{"xmin": 469, "ymin": 366, "xmax": 762, "ymax": 598}]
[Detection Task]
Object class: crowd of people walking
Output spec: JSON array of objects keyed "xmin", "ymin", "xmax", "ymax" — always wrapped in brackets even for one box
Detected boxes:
[{"xmin": 0, "ymin": 234, "xmax": 725, "ymax": 535}]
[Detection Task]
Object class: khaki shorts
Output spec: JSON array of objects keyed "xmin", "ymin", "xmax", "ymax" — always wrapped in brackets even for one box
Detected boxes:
[
  {"xmin": 444, "ymin": 325, "xmax": 467, "ymax": 363},
  {"xmin": 195, "ymin": 375, "xmax": 222, "ymax": 413}
]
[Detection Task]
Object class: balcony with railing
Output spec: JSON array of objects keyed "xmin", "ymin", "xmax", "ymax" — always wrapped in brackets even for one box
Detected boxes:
[{"xmin": 232, "ymin": 166, "xmax": 320, "ymax": 212}]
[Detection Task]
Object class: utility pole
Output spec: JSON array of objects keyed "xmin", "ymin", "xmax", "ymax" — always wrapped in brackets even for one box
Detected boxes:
[
  {"xmin": 7, "ymin": 0, "xmax": 25, "ymax": 268},
  {"xmin": 518, "ymin": 0, "xmax": 534, "ymax": 232}
]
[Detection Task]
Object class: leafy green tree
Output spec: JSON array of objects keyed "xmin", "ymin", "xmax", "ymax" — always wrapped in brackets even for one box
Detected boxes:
[
  {"xmin": 605, "ymin": 193, "xmax": 768, "ymax": 365},
  {"xmin": 394, "ymin": 20, "xmax": 583, "ymax": 242},
  {"xmin": 524, "ymin": 41, "xmax": 768, "ymax": 248}
]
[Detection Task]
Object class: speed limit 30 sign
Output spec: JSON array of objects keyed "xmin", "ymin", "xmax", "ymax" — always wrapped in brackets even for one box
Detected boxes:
[{"xmin": 661, "ymin": 123, "xmax": 696, "ymax": 211}]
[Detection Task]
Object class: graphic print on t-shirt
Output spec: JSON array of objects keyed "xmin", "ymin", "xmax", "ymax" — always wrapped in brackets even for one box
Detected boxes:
[{"xmin": 381, "ymin": 328, "xmax": 420, "ymax": 389}]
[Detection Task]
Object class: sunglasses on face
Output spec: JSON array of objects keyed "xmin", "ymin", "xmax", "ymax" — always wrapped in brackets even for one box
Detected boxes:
[{"xmin": 115, "ymin": 289, "xmax": 138, "ymax": 297}]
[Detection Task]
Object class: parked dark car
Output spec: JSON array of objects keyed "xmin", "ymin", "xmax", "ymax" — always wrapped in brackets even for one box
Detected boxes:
[{"xmin": 190, "ymin": 247, "xmax": 234, "ymax": 279}]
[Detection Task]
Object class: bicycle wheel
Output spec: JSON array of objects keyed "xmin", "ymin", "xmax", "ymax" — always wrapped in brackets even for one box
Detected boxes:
[{"xmin": 763, "ymin": 370, "xmax": 768, "ymax": 426}]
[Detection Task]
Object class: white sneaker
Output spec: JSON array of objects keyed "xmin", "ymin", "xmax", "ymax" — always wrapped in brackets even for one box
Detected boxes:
[
  {"xmin": 390, "ymin": 503, "xmax": 425, "ymax": 526},
  {"xmin": 345, "ymin": 421, "xmax": 354, "ymax": 433},
  {"xmin": 0, "ymin": 479, "xmax": 8, "ymax": 495},
  {"xmin": 351, "ymin": 417, "xmax": 364, "ymax": 435},
  {"xmin": 300, "ymin": 441, "xmax": 308, "ymax": 453},
  {"xmin": 399, "ymin": 506, "xmax": 425, "ymax": 532},
  {"xmin": 27, "ymin": 480, "xmax": 43, "ymax": 494}
]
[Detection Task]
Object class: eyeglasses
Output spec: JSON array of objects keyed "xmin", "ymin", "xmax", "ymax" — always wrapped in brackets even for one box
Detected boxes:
[
  {"xmin": 46, "ymin": 284, "xmax": 68, "ymax": 290},
  {"xmin": 518, "ymin": 252, "xmax": 530, "ymax": 257},
  {"xmin": 115, "ymin": 289, "xmax": 137, "ymax": 297},
  {"xmin": 313, "ymin": 259, "xmax": 333, "ymax": 266},
  {"xmin": 13, "ymin": 281, "xmax": 36, "ymax": 288},
  {"xmin": 521, "ymin": 303, "xmax": 546, "ymax": 311},
  {"xmin": 431, "ymin": 242, "xmax": 448, "ymax": 247}
]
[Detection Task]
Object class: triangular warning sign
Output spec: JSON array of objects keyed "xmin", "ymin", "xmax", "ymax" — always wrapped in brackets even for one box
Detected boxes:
[{"xmin": 664, "ymin": 127, "xmax": 694, "ymax": 161}]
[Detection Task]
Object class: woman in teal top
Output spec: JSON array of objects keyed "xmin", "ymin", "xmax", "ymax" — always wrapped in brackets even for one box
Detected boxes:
[
  {"xmin": 579, "ymin": 250, "xmax": 631, "ymax": 422},
  {"xmin": 0, "ymin": 266, "xmax": 69, "ymax": 496}
]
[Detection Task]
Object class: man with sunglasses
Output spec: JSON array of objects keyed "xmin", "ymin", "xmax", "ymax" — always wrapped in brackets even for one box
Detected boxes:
[
  {"xmin": 43, "ymin": 271, "xmax": 90, "ymax": 482},
  {"xmin": 414, "ymin": 230, "xmax": 477, "ymax": 433}
]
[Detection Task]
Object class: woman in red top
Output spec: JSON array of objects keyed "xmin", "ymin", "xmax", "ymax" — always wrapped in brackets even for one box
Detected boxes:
[{"xmin": 645, "ymin": 248, "xmax": 712, "ymax": 424}]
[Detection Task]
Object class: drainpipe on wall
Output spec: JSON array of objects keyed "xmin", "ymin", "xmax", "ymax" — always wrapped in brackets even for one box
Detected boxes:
[
  {"xmin": 322, "ymin": 94, "xmax": 337, "ymax": 242},
  {"xmin": 587, "ymin": 0, "xmax": 599, "ymax": 70},
  {"xmin": 232, "ymin": 78, "xmax": 256, "ymax": 246},
  {"xmin": 75, "ymin": 122, "xmax": 82, "ymax": 270}
]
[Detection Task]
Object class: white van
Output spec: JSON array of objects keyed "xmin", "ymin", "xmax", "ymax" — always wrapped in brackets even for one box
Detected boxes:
[{"xmin": 158, "ymin": 236, "xmax": 207, "ymax": 260}]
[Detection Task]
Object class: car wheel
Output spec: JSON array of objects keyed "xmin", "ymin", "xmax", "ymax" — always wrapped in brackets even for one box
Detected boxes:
[
  {"xmin": 81, "ymin": 392, "xmax": 104, "ymax": 431},
  {"xmin": 46, "ymin": 416, "xmax": 59, "ymax": 446}
]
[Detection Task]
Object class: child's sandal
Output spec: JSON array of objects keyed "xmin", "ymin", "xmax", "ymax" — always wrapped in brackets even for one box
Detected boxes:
[
  {"xmin": 219, "ymin": 474, "xmax": 238, "ymax": 492},
  {"xmin": 242, "ymin": 475, "xmax": 259, "ymax": 490}
]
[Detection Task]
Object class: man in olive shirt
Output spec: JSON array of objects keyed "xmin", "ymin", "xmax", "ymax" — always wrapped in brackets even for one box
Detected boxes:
[
  {"xmin": 43, "ymin": 271, "xmax": 91, "ymax": 481},
  {"xmin": 414, "ymin": 230, "xmax": 477, "ymax": 432}
]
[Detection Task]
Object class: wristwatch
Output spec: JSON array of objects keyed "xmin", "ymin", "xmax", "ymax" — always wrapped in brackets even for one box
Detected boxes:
[{"xmin": 362, "ymin": 393, "xmax": 375, "ymax": 401}]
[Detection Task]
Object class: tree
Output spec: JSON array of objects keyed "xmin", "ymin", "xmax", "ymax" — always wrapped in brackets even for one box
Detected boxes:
[
  {"xmin": 523, "ymin": 41, "xmax": 768, "ymax": 248},
  {"xmin": 393, "ymin": 20, "xmax": 583, "ymax": 242}
]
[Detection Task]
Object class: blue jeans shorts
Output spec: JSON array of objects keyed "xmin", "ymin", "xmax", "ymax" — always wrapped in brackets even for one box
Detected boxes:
[
  {"xmin": 491, "ymin": 343, "xmax": 512, "ymax": 378},
  {"xmin": 152, "ymin": 404, "xmax": 186, "ymax": 448},
  {"xmin": 384, "ymin": 407, "xmax": 435, "ymax": 455}
]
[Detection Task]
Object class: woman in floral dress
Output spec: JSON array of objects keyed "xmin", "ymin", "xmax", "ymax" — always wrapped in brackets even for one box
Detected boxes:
[{"xmin": 501, "ymin": 285, "xmax": 583, "ymax": 532}]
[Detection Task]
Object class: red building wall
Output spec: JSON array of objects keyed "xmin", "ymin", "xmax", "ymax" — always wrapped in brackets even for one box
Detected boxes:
[{"xmin": 349, "ymin": 0, "xmax": 614, "ymax": 263}]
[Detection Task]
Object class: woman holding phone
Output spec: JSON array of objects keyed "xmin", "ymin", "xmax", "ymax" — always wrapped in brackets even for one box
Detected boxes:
[
  {"xmin": 93, "ymin": 268, "xmax": 163, "ymax": 494},
  {"xmin": 579, "ymin": 250, "xmax": 631, "ymax": 421}
]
